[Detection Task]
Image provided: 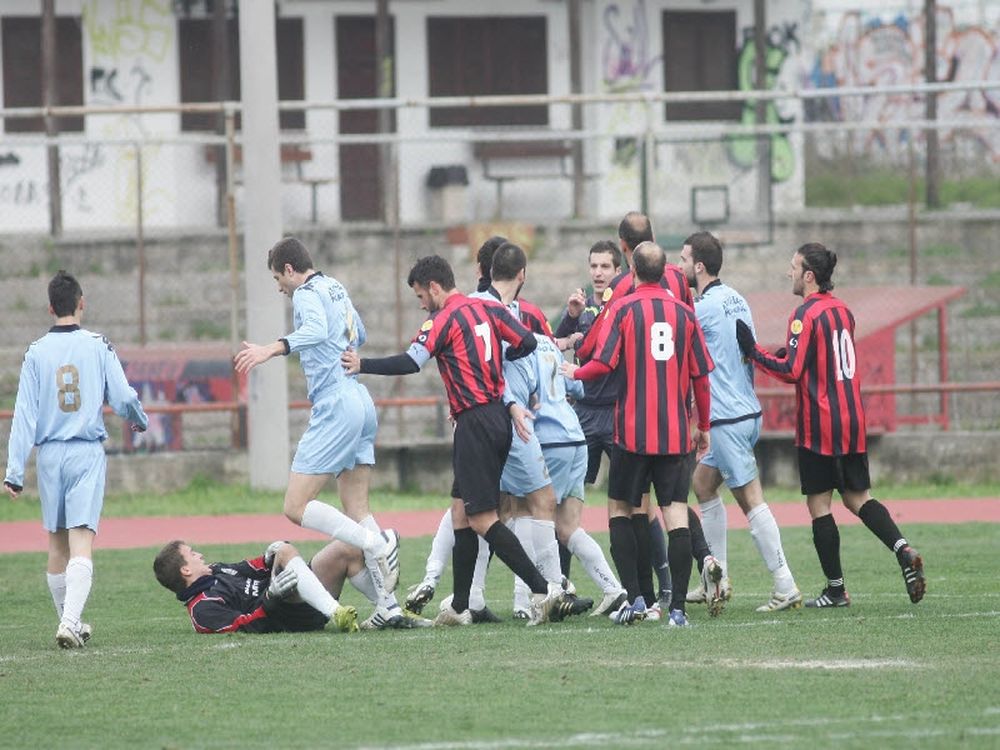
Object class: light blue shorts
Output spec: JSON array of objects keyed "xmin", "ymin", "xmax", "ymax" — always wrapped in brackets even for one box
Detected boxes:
[
  {"xmin": 700, "ymin": 416, "xmax": 761, "ymax": 489},
  {"xmin": 37, "ymin": 440, "xmax": 107, "ymax": 533},
  {"xmin": 500, "ymin": 429, "xmax": 550, "ymax": 497},
  {"xmin": 292, "ymin": 380, "xmax": 377, "ymax": 476},
  {"xmin": 542, "ymin": 444, "xmax": 587, "ymax": 504}
]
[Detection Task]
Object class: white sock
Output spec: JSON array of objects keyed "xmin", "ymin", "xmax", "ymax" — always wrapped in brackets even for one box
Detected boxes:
[
  {"xmin": 424, "ymin": 510, "xmax": 455, "ymax": 586},
  {"xmin": 747, "ymin": 503, "xmax": 796, "ymax": 593},
  {"xmin": 700, "ymin": 496, "xmax": 728, "ymax": 572},
  {"xmin": 301, "ymin": 500, "xmax": 375, "ymax": 551},
  {"xmin": 62, "ymin": 557, "xmax": 93, "ymax": 628},
  {"xmin": 358, "ymin": 514, "xmax": 394, "ymax": 609},
  {"xmin": 530, "ymin": 519, "xmax": 561, "ymax": 585},
  {"xmin": 286, "ymin": 557, "xmax": 338, "ymax": 618},
  {"xmin": 47, "ymin": 572, "xmax": 67, "ymax": 619},
  {"xmin": 510, "ymin": 517, "xmax": 535, "ymax": 611},
  {"xmin": 470, "ymin": 536, "xmax": 490, "ymax": 606},
  {"xmin": 349, "ymin": 571, "xmax": 378, "ymax": 605},
  {"xmin": 567, "ymin": 527, "xmax": 620, "ymax": 594}
]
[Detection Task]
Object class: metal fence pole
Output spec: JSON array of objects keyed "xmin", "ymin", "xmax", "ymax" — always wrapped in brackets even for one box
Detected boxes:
[
  {"xmin": 135, "ymin": 142, "xmax": 146, "ymax": 346},
  {"xmin": 224, "ymin": 107, "xmax": 244, "ymax": 449}
]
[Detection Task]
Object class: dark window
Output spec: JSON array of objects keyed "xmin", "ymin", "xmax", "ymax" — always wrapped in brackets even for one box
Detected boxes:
[
  {"xmin": 427, "ymin": 16, "xmax": 548, "ymax": 128},
  {"xmin": 178, "ymin": 17, "xmax": 304, "ymax": 131},
  {"xmin": 2, "ymin": 16, "xmax": 84, "ymax": 133},
  {"xmin": 662, "ymin": 11, "xmax": 740, "ymax": 122}
]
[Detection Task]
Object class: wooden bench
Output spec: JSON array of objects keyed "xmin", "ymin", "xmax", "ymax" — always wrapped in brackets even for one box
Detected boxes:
[
  {"xmin": 204, "ymin": 144, "xmax": 336, "ymax": 223},
  {"xmin": 472, "ymin": 139, "xmax": 578, "ymax": 218}
]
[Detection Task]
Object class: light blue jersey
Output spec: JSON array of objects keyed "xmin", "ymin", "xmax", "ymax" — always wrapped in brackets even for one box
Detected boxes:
[
  {"xmin": 694, "ymin": 281, "xmax": 762, "ymax": 424},
  {"xmin": 505, "ymin": 334, "xmax": 585, "ymax": 447},
  {"xmin": 5, "ymin": 325, "xmax": 147, "ymax": 497},
  {"xmin": 286, "ymin": 272, "xmax": 367, "ymax": 402}
]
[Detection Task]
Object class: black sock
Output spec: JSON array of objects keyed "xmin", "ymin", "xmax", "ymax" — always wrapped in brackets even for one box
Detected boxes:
[
  {"xmin": 667, "ymin": 527, "xmax": 693, "ymax": 612},
  {"xmin": 559, "ymin": 540, "xmax": 572, "ymax": 579},
  {"xmin": 858, "ymin": 499, "xmax": 906, "ymax": 553},
  {"xmin": 609, "ymin": 516, "xmax": 640, "ymax": 602},
  {"xmin": 483, "ymin": 521, "xmax": 548, "ymax": 594},
  {"xmin": 812, "ymin": 514, "xmax": 844, "ymax": 593},
  {"xmin": 631, "ymin": 513, "xmax": 655, "ymax": 604},
  {"xmin": 647, "ymin": 516, "xmax": 672, "ymax": 595},
  {"xmin": 451, "ymin": 527, "xmax": 478, "ymax": 612},
  {"xmin": 687, "ymin": 506, "xmax": 712, "ymax": 571}
]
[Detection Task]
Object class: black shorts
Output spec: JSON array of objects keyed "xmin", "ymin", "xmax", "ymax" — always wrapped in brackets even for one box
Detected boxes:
[
  {"xmin": 606, "ymin": 444, "xmax": 632, "ymax": 501},
  {"xmin": 797, "ymin": 448, "xmax": 871, "ymax": 495},
  {"xmin": 268, "ymin": 601, "xmax": 329, "ymax": 632},
  {"xmin": 452, "ymin": 400, "xmax": 512, "ymax": 516},
  {"xmin": 575, "ymin": 403, "xmax": 615, "ymax": 485},
  {"xmin": 618, "ymin": 450, "xmax": 694, "ymax": 507}
]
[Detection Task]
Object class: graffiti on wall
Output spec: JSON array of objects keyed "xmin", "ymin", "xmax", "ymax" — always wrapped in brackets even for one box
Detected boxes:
[
  {"xmin": 602, "ymin": 0, "xmax": 661, "ymax": 92},
  {"xmin": 726, "ymin": 23, "xmax": 800, "ymax": 183},
  {"xmin": 82, "ymin": 0, "xmax": 174, "ymax": 223},
  {"xmin": 810, "ymin": 5, "xmax": 1000, "ymax": 161}
]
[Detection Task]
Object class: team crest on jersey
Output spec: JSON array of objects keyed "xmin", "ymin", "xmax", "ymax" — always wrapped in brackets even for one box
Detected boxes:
[
  {"xmin": 602, "ymin": 287, "xmax": 613, "ymax": 303},
  {"xmin": 790, "ymin": 319, "xmax": 803, "ymax": 335},
  {"xmin": 420, "ymin": 319, "xmax": 434, "ymax": 332}
]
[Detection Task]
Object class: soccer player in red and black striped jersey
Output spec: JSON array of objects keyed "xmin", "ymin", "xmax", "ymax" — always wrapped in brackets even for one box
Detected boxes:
[
  {"xmin": 342, "ymin": 255, "xmax": 569, "ymax": 625},
  {"xmin": 571, "ymin": 214, "xmax": 687, "ymax": 619},
  {"xmin": 737, "ymin": 243, "xmax": 925, "ymax": 608},
  {"xmin": 562, "ymin": 242, "xmax": 714, "ymax": 626}
]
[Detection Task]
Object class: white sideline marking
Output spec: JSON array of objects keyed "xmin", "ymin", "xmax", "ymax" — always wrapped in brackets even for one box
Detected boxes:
[
  {"xmin": 722, "ymin": 658, "xmax": 919, "ymax": 670},
  {"xmin": 354, "ymin": 719, "xmax": 1000, "ymax": 749}
]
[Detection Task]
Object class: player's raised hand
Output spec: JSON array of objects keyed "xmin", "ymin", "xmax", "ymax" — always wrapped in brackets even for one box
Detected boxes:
[{"xmin": 566, "ymin": 288, "xmax": 586, "ymax": 319}]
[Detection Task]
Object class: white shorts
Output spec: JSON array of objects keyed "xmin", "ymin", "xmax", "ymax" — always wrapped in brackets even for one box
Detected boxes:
[
  {"xmin": 292, "ymin": 380, "xmax": 377, "ymax": 476},
  {"xmin": 700, "ymin": 416, "xmax": 761, "ymax": 489},
  {"xmin": 500, "ymin": 429, "xmax": 550, "ymax": 497},
  {"xmin": 37, "ymin": 440, "xmax": 107, "ymax": 533},
  {"xmin": 542, "ymin": 444, "xmax": 587, "ymax": 504}
]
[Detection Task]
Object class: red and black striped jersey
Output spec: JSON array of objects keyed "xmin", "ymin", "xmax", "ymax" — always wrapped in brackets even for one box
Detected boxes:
[
  {"xmin": 517, "ymin": 298, "xmax": 554, "ymax": 339},
  {"xmin": 750, "ymin": 292, "xmax": 867, "ymax": 456},
  {"xmin": 412, "ymin": 293, "xmax": 534, "ymax": 416},
  {"xmin": 577, "ymin": 263, "xmax": 693, "ymax": 361},
  {"xmin": 592, "ymin": 283, "xmax": 713, "ymax": 455}
]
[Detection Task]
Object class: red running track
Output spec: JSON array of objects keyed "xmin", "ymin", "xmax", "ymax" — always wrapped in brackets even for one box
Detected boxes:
[{"xmin": 1, "ymin": 498, "xmax": 998, "ymax": 554}]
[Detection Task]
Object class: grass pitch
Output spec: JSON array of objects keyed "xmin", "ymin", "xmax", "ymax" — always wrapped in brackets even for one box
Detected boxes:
[{"xmin": 1, "ymin": 522, "xmax": 998, "ymax": 749}]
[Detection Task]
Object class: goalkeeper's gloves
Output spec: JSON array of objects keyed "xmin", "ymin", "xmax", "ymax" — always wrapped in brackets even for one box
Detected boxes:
[
  {"xmin": 266, "ymin": 566, "xmax": 298, "ymax": 601},
  {"xmin": 263, "ymin": 540, "xmax": 288, "ymax": 569}
]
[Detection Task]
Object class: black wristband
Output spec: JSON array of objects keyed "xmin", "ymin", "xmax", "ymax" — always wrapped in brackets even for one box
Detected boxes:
[{"xmin": 278, "ymin": 338, "xmax": 290, "ymax": 356}]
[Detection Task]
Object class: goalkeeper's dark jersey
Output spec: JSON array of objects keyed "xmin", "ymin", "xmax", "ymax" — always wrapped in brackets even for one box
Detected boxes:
[{"xmin": 176, "ymin": 555, "xmax": 284, "ymax": 634}]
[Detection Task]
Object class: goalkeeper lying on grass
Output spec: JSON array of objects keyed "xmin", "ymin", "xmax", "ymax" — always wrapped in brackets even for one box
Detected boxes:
[{"xmin": 153, "ymin": 539, "xmax": 364, "ymax": 634}]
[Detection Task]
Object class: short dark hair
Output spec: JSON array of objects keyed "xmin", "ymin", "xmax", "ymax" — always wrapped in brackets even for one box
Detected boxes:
[
  {"xmin": 476, "ymin": 235, "xmax": 508, "ymax": 282},
  {"xmin": 407, "ymin": 255, "xmax": 456, "ymax": 291},
  {"xmin": 589, "ymin": 240, "xmax": 622, "ymax": 270},
  {"xmin": 684, "ymin": 231, "xmax": 723, "ymax": 276},
  {"xmin": 153, "ymin": 540, "xmax": 188, "ymax": 595},
  {"xmin": 267, "ymin": 237, "xmax": 313, "ymax": 273},
  {"xmin": 618, "ymin": 211, "xmax": 654, "ymax": 252},
  {"xmin": 490, "ymin": 243, "xmax": 526, "ymax": 282},
  {"xmin": 632, "ymin": 241, "xmax": 665, "ymax": 283},
  {"xmin": 48, "ymin": 270, "xmax": 82, "ymax": 317},
  {"xmin": 797, "ymin": 242, "xmax": 837, "ymax": 292}
]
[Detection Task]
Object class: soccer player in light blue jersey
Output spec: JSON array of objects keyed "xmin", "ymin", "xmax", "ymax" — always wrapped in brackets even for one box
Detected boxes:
[
  {"xmin": 4, "ymin": 271, "xmax": 148, "ymax": 648},
  {"xmin": 679, "ymin": 232, "xmax": 801, "ymax": 612},
  {"xmin": 504, "ymin": 331, "xmax": 627, "ymax": 619},
  {"xmin": 234, "ymin": 238, "xmax": 411, "ymax": 630}
]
